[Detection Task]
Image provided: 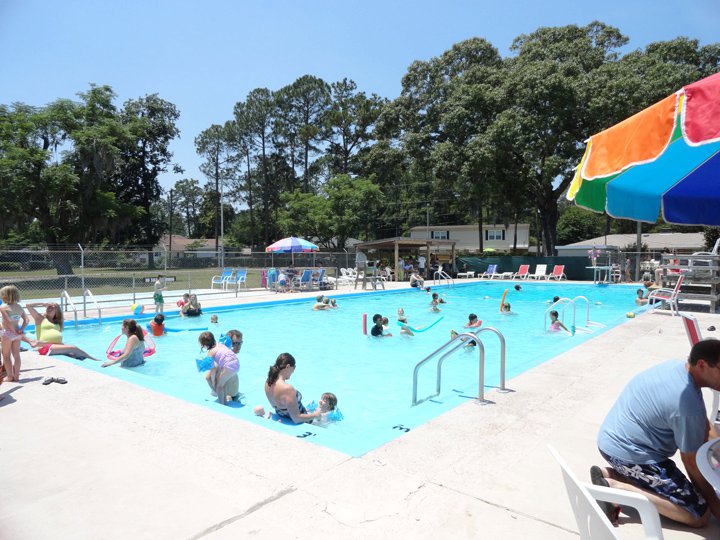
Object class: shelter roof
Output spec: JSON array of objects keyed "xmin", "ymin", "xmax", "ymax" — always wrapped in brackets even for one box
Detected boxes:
[{"xmin": 354, "ymin": 237, "xmax": 456, "ymax": 250}]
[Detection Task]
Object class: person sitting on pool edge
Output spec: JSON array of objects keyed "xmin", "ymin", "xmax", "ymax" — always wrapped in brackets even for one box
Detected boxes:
[
  {"xmin": 371, "ymin": 313, "xmax": 391, "ymax": 337},
  {"xmin": 181, "ymin": 294, "xmax": 202, "ymax": 317},
  {"xmin": 264, "ymin": 352, "xmax": 321, "ymax": 424},
  {"xmin": 409, "ymin": 271, "xmax": 425, "ymax": 290},
  {"xmin": 25, "ymin": 301, "xmax": 99, "ymax": 360}
]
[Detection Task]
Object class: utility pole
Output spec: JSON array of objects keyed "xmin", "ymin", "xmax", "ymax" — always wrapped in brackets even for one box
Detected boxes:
[
  {"xmin": 426, "ymin": 203, "xmax": 430, "ymax": 240},
  {"xmin": 168, "ymin": 189, "xmax": 173, "ymax": 266}
]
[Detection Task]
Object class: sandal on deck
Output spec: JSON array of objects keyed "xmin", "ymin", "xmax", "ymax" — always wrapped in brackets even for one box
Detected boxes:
[
  {"xmin": 590, "ymin": 465, "xmax": 621, "ymax": 526},
  {"xmin": 42, "ymin": 377, "xmax": 55, "ymax": 385}
]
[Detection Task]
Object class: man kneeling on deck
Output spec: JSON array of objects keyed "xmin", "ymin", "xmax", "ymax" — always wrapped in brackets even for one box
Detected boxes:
[{"xmin": 593, "ymin": 339, "xmax": 720, "ymax": 528}]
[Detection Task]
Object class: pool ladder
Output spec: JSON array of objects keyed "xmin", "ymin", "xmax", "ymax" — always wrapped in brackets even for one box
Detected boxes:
[
  {"xmin": 412, "ymin": 327, "xmax": 510, "ymax": 406},
  {"xmin": 543, "ymin": 296, "xmax": 605, "ymax": 333},
  {"xmin": 433, "ymin": 270, "xmax": 454, "ymax": 288},
  {"xmin": 60, "ymin": 288, "xmax": 103, "ymax": 328}
]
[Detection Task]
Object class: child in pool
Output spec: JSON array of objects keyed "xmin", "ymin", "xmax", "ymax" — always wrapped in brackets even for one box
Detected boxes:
[
  {"xmin": 150, "ymin": 314, "xmax": 166, "ymax": 336},
  {"xmin": 314, "ymin": 392, "xmax": 339, "ymax": 427},
  {"xmin": 397, "ymin": 308, "xmax": 413, "ymax": 336},
  {"xmin": 501, "ymin": 302, "xmax": 512, "ymax": 314},
  {"xmin": 0, "ymin": 285, "xmax": 29, "ymax": 382},
  {"xmin": 548, "ymin": 310, "xmax": 570, "ymax": 333},
  {"xmin": 465, "ymin": 313, "xmax": 482, "ymax": 328},
  {"xmin": 450, "ymin": 330, "xmax": 477, "ymax": 348},
  {"xmin": 429, "ymin": 293, "xmax": 442, "ymax": 313},
  {"xmin": 210, "ymin": 315, "xmax": 219, "ymax": 324}
]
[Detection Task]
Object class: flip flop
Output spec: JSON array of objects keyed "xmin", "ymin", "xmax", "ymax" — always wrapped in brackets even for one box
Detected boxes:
[
  {"xmin": 54, "ymin": 377, "xmax": 67, "ymax": 384},
  {"xmin": 590, "ymin": 466, "xmax": 620, "ymax": 525},
  {"xmin": 42, "ymin": 377, "xmax": 55, "ymax": 385}
]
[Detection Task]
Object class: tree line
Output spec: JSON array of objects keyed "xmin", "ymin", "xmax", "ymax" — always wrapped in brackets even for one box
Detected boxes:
[{"xmin": 2, "ymin": 22, "xmax": 718, "ymax": 266}]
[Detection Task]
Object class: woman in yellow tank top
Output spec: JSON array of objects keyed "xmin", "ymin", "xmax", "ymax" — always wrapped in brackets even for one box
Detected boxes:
[{"xmin": 26, "ymin": 302, "xmax": 98, "ymax": 361}]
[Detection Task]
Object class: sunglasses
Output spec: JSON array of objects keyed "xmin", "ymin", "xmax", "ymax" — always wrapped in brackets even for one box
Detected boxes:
[{"xmin": 232, "ymin": 340, "xmax": 243, "ymax": 346}]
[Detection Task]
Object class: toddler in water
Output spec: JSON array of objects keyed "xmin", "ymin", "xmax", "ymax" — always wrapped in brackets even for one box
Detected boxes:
[
  {"xmin": 150, "ymin": 314, "xmax": 166, "ymax": 336},
  {"xmin": 397, "ymin": 308, "xmax": 413, "ymax": 336},
  {"xmin": 210, "ymin": 315, "xmax": 219, "ymax": 324},
  {"xmin": 0, "ymin": 285, "xmax": 29, "ymax": 382},
  {"xmin": 313, "ymin": 392, "xmax": 340, "ymax": 426}
]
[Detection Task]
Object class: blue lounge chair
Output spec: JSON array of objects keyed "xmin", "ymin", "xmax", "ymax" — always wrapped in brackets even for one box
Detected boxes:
[
  {"xmin": 312, "ymin": 268, "xmax": 326, "ymax": 289},
  {"xmin": 226, "ymin": 268, "xmax": 247, "ymax": 290},
  {"xmin": 211, "ymin": 268, "xmax": 233, "ymax": 289},
  {"xmin": 294, "ymin": 269, "xmax": 314, "ymax": 290},
  {"xmin": 480, "ymin": 265, "xmax": 497, "ymax": 279}
]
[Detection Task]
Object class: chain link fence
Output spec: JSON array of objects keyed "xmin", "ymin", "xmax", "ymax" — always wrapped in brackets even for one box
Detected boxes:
[{"xmin": 0, "ymin": 246, "xmax": 357, "ymax": 306}]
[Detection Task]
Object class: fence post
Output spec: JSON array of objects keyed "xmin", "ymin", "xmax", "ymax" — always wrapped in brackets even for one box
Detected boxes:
[
  {"xmin": 78, "ymin": 243, "xmax": 86, "ymax": 317},
  {"xmin": 132, "ymin": 274, "xmax": 136, "ymax": 304}
]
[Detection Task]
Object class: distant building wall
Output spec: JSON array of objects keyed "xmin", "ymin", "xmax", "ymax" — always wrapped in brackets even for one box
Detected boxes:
[{"xmin": 408, "ymin": 224, "xmax": 530, "ymax": 252}]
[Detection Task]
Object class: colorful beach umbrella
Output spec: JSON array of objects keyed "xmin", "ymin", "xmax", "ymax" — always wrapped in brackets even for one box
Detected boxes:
[
  {"xmin": 567, "ymin": 72, "xmax": 720, "ymax": 225},
  {"xmin": 265, "ymin": 236, "xmax": 319, "ymax": 253},
  {"xmin": 265, "ymin": 236, "xmax": 319, "ymax": 264}
]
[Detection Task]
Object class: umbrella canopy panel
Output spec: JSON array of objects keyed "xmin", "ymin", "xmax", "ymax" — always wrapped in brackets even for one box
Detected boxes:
[{"xmin": 568, "ymin": 72, "xmax": 720, "ymax": 226}]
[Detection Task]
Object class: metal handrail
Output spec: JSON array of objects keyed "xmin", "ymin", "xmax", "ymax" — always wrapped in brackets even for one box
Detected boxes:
[
  {"xmin": 433, "ymin": 270, "xmax": 454, "ymax": 288},
  {"xmin": 83, "ymin": 289, "xmax": 102, "ymax": 324},
  {"xmin": 544, "ymin": 298, "xmax": 573, "ymax": 332},
  {"xmin": 543, "ymin": 296, "xmax": 604, "ymax": 333},
  {"xmin": 60, "ymin": 290, "xmax": 79, "ymax": 328},
  {"xmin": 412, "ymin": 327, "xmax": 506, "ymax": 406}
]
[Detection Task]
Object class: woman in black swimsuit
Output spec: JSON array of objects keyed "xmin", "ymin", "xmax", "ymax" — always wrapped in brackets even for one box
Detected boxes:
[{"xmin": 264, "ymin": 353, "xmax": 320, "ymax": 424}]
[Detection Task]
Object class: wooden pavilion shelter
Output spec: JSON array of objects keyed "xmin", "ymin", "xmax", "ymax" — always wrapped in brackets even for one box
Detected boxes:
[{"xmin": 354, "ymin": 237, "xmax": 457, "ymax": 278}]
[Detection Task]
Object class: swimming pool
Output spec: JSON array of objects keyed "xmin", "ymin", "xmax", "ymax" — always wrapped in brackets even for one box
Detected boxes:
[{"xmin": 47, "ymin": 281, "xmax": 640, "ymax": 456}]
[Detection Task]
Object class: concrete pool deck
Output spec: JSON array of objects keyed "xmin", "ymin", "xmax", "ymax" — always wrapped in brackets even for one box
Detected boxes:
[{"xmin": 2, "ymin": 280, "xmax": 720, "ymax": 539}]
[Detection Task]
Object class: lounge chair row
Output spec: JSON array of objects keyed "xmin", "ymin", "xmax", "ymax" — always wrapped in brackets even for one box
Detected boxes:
[
  {"xmin": 210, "ymin": 268, "xmax": 248, "ymax": 289},
  {"xmin": 458, "ymin": 264, "xmax": 567, "ymax": 280},
  {"xmin": 265, "ymin": 268, "xmax": 328, "ymax": 292}
]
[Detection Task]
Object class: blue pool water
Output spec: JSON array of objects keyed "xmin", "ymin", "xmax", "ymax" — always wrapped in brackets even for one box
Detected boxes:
[{"xmin": 48, "ymin": 281, "xmax": 640, "ymax": 456}]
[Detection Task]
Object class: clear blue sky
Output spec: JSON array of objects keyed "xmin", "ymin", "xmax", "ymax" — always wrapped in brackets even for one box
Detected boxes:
[{"xmin": 1, "ymin": 0, "xmax": 718, "ymax": 192}]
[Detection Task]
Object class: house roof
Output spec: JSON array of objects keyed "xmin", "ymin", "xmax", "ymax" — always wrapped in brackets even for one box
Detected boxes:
[
  {"xmin": 559, "ymin": 232, "xmax": 706, "ymax": 251},
  {"xmin": 159, "ymin": 235, "xmax": 216, "ymax": 250},
  {"xmin": 408, "ymin": 224, "xmax": 529, "ymax": 232}
]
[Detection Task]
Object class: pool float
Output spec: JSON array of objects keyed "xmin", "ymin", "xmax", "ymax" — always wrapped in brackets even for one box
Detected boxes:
[
  {"xmin": 307, "ymin": 400, "xmax": 344, "ymax": 421},
  {"xmin": 362, "ymin": 313, "xmax": 367, "ymax": 335},
  {"xmin": 148, "ymin": 323, "xmax": 207, "ymax": 334},
  {"xmin": 499, "ymin": 289, "xmax": 508, "ymax": 312},
  {"xmin": 396, "ymin": 316, "xmax": 445, "ymax": 333},
  {"xmin": 130, "ymin": 303, "xmax": 144, "ymax": 315},
  {"xmin": 106, "ymin": 329, "xmax": 156, "ymax": 360},
  {"xmin": 196, "ymin": 356, "xmax": 214, "ymax": 372},
  {"xmin": 219, "ymin": 334, "xmax": 232, "ymax": 347}
]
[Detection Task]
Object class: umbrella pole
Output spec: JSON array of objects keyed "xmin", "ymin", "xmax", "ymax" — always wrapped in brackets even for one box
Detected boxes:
[{"xmin": 635, "ymin": 221, "xmax": 642, "ymax": 282}]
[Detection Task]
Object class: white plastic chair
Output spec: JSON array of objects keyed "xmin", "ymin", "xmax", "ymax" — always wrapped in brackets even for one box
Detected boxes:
[
  {"xmin": 548, "ymin": 445, "xmax": 664, "ymax": 540},
  {"xmin": 696, "ymin": 437, "xmax": 720, "ymax": 494}
]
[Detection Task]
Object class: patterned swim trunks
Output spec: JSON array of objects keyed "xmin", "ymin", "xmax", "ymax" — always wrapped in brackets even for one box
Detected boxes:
[{"xmin": 600, "ymin": 449, "xmax": 707, "ymax": 518}]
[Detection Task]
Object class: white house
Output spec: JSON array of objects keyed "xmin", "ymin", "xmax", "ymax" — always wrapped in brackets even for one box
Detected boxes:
[{"xmin": 408, "ymin": 224, "xmax": 530, "ymax": 253}]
